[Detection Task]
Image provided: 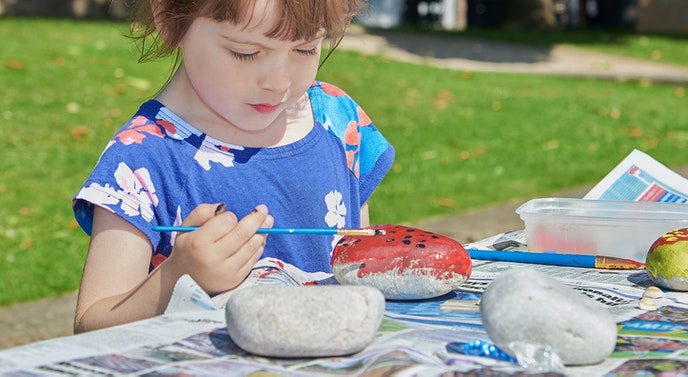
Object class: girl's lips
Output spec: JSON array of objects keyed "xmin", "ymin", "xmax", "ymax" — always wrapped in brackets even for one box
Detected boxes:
[{"xmin": 251, "ymin": 103, "xmax": 281, "ymax": 114}]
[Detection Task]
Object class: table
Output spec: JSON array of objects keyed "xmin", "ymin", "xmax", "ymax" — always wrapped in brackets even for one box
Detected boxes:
[{"xmin": 2, "ymin": 256, "xmax": 688, "ymax": 376}]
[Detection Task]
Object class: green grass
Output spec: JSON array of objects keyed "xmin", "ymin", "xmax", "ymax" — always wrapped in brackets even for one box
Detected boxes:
[
  {"xmin": 1, "ymin": 18, "xmax": 687, "ymax": 306},
  {"xmin": 318, "ymin": 52, "xmax": 688, "ymax": 223}
]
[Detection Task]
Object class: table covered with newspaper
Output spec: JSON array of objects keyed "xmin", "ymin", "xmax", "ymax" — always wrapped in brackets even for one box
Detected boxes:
[{"xmin": 2, "ymin": 149, "xmax": 688, "ymax": 376}]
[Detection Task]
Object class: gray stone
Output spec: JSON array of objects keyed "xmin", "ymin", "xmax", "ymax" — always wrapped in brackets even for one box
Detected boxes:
[
  {"xmin": 225, "ymin": 285, "xmax": 385, "ymax": 358},
  {"xmin": 480, "ymin": 268, "xmax": 617, "ymax": 366}
]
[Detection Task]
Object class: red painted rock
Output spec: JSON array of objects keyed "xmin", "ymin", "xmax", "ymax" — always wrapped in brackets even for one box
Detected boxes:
[
  {"xmin": 331, "ymin": 224, "xmax": 472, "ymax": 300},
  {"xmin": 646, "ymin": 228, "xmax": 688, "ymax": 291}
]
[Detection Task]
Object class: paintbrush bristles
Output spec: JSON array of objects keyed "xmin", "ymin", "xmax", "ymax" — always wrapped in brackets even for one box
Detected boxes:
[{"xmin": 337, "ymin": 228, "xmax": 386, "ymax": 236}]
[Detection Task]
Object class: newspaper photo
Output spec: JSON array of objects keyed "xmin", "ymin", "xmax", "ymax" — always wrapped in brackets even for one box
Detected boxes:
[{"xmin": 585, "ymin": 149, "xmax": 688, "ymax": 202}]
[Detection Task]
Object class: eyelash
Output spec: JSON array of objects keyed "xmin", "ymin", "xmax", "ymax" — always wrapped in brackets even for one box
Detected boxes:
[
  {"xmin": 229, "ymin": 47, "xmax": 318, "ymax": 62},
  {"xmin": 231, "ymin": 51, "xmax": 258, "ymax": 61},
  {"xmin": 297, "ymin": 47, "xmax": 318, "ymax": 56}
]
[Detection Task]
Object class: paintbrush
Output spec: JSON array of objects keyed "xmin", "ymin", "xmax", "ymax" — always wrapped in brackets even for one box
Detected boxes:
[
  {"xmin": 152, "ymin": 225, "xmax": 386, "ymax": 236},
  {"xmin": 467, "ymin": 249, "xmax": 645, "ymax": 270}
]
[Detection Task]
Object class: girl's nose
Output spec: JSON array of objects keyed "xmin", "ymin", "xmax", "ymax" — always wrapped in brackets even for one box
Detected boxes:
[{"xmin": 259, "ymin": 62, "xmax": 291, "ymax": 94}]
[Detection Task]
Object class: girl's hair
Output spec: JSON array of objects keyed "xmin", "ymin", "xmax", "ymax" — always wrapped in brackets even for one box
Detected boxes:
[{"xmin": 130, "ymin": 0, "xmax": 365, "ymax": 62}]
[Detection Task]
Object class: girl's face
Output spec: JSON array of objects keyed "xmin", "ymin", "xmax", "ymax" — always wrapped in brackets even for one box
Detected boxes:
[{"xmin": 174, "ymin": 0, "xmax": 323, "ymax": 134}]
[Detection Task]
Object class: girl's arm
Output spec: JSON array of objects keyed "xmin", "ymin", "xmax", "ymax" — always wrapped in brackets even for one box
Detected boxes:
[{"xmin": 74, "ymin": 204, "xmax": 272, "ymax": 333}]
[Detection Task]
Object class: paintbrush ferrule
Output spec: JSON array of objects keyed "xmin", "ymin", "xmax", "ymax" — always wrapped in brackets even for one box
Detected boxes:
[{"xmin": 594, "ymin": 256, "xmax": 645, "ymax": 270}]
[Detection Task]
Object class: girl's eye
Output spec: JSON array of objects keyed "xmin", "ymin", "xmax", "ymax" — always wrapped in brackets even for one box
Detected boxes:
[
  {"xmin": 296, "ymin": 47, "xmax": 318, "ymax": 56},
  {"xmin": 230, "ymin": 51, "xmax": 258, "ymax": 61}
]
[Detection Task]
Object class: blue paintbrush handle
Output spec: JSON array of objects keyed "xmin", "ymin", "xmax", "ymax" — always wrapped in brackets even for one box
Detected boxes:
[
  {"xmin": 152, "ymin": 226, "xmax": 381, "ymax": 236},
  {"xmin": 467, "ymin": 249, "xmax": 596, "ymax": 268},
  {"xmin": 152, "ymin": 225, "xmax": 340, "ymax": 235}
]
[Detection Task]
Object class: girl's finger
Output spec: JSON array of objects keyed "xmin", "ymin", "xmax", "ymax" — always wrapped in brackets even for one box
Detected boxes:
[
  {"xmin": 181, "ymin": 203, "xmax": 225, "ymax": 227},
  {"xmin": 228, "ymin": 205, "xmax": 270, "ymax": 240}
]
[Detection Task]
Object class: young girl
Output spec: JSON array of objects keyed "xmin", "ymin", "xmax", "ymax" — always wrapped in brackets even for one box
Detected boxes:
[{"xmin": 72, "ymin": 0, "xmax": 394, "ymax": 332}]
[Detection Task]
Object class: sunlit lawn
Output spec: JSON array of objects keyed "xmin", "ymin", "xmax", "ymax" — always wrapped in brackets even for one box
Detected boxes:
[{"xmin": 1, "ymin": 18, "xmax": 686, "ymax": 306}]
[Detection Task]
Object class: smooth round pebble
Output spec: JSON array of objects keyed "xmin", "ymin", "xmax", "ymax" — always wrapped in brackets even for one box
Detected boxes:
[
  {"xmin": 642, "ymin": 286, "xmax": 665, "ymax": 300},
  {"xmin": 480, "ymin": 268, "xmax": 617, "ymax": 366},
  {"xmin": 225, "ymin": 285, "xmax": 385, "ymax": 358},
  {"xmin": 331, "ymin": 224, "xmax": 472, "ymax": 300},
  {"xmin": 638, "ymin": 297, "xmax": 657, "ymax": 310}
]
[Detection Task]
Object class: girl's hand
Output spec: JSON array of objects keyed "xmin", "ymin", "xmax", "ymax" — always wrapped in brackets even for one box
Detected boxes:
[{"xmin": 165, "ymin": 203, "xmax": 273, "ymax": 294}]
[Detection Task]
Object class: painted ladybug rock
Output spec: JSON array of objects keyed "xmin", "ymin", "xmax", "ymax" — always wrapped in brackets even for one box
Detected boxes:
[
  {"xmin": 331, "ymin": 224, "xmax": 472, "ymax": 300},
  {"xmin": 646, "ymin": 227, "xmax": 688, "ymax": 291}
]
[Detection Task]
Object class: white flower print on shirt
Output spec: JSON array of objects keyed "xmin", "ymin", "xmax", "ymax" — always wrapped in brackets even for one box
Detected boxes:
[
  {"xmin": 194, "ymin": 135, "xmax": 240, "ymax": 171},
  {"xmin": 324, "ymin": 190, "xmax": 347, "ymax": 228},
  {"xmin": 113, "ymin": 162, "xmax": 158, "ymax": 220},
  {"xmin": 76, "ymin": 183, "xmax": 120, "ymax": 208},
  {"xmin": 78, "ymin": 162, "xmax": 158, "ymax": 221},
  {"xmin": 325, "ymin": 190, "xmax": 347, "ymax": 253}
]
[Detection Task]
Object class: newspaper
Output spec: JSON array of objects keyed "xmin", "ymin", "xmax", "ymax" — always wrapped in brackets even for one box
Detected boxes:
[
  {"xmin": 3, "ymin": 258, "xmax": 688, "ymax": 376},
  {"xmin": 3, "ymin": 149, "xmax": 688, "ymax": 376},
  {"xmin": 584, "ymin": 149, "xmax": 688, "ymax": 202},
  {"xmin": 165, "ymin": 258, "xmax": 334, "ymax": 313}
]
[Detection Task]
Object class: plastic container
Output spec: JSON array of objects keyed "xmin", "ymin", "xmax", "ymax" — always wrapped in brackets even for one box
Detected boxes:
[{"xmin": 516, "ymin": 198, "xmax": 688, "ymax": 262}]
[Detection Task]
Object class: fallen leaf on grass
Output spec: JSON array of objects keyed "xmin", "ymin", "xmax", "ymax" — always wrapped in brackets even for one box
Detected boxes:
[
  {"xmin": 542, "ymin": 139, "xmax": 560, "ymax": 150},
  {"xmin": 626, "ymin": 127, "xmax": 644, "ymax": 138},
  {"xmin": 69, "ymin": 219, "xmax": 80, "ymax": 229},
  {"xmin": 4, "ymin": 59, "xmax": 25, "ymax": 70},
  {"xmin": 19, "ymin": 239, "xmax": 33, "ymax": 250},
  {"xmin": 432, "ymin": 90, "xmax": 452, "ymax": 110},
  {"xmin": 71, "ymin": 125, "xmax": 90, "ymax": 140},
  {"xmin": 438, "ymin": 198, "xmax": 456, "ymax": 208},
  {"xmin": 19, "ymin": 207, "xmax": 33, "ymax": 217},
  {"xmin": 50, "ymin": 57, "xmax": 66, "ymax": 66},
  {"xmin": 639, "ymin": 79, "xmax": 653, "ymax": 88}
]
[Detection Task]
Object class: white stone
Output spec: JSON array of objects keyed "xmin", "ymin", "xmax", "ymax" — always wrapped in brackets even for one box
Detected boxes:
[
  {"xmin": 480, "ymin": 268, "xmax": 617, "ymax": 366},
  {"xmin": 225, "ymin": 285, "xmax": 385, "ymax": 358},
  {"xmin": 642, "ymin": 286, "xmax": 665, "ymax": 300},
  {"xmin": 638, "ymin": 297, "xmax": 658, "ymax": 310}
]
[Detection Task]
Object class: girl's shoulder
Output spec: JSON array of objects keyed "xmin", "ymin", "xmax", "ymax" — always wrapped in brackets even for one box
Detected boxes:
[
  {"xmin": 308, "ymin": 81, "xmax": 354, "ymax": 99},
  {"xmin": 308, "ymin": 81, "xmax": 361, "ymax": 114},
  {"xmin": 308, "ymin": 81, "xmax": 372, "ymax": 133},
  {"xmin": 107, "ymin": 100, "xmax": 208, "ymax": 153},
  {"xmin": 95, "ymin": 100, "xmax": 220, "ymax": 177}
]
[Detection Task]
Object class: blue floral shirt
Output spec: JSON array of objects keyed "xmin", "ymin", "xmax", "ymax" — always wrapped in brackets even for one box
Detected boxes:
[{"xmin": 73, "ymin": 81, "xmax": 395, "ymax": 273}]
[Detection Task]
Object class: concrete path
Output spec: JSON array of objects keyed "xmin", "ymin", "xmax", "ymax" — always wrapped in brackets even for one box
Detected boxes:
[
  {"xmin": 2, "ymin": 26, "xmax": 687, "ymax": 351},
  {"xmin": 339, "ymin": 25, "xmax": 688, "ymax": 84}
]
